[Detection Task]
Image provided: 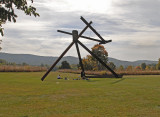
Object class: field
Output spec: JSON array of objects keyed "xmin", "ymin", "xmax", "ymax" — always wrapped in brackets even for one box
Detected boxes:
[{"xmin": 0, "ymin": 72, "xmax": 160, "ymax": 117}]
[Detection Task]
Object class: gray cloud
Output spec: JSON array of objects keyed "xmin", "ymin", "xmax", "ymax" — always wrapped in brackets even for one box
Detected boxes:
[
  {"xmin": 1, "ymin": 0, "xmax": 160, "ymax": 61},
  {"xmin": 113, "ymin": 0, "xmax": 160, "ymax": 27}
]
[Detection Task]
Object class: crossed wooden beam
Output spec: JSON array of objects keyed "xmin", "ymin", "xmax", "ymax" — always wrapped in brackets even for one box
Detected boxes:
[{"xmin": 41, "ymin": 16, "xmax": 120, "ymax": 81}]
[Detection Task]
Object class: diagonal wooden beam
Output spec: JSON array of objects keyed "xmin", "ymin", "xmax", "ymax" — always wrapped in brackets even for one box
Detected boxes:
[
  {"xmin": 77, "ymin": 40, "xmax": 119, "ymax": 78},
  {"xmin": 57, "ymin": 30, "xmax": 71, "ymax": 35},
  {"xmin": 80, "ymin": 16, "xmax": 106, "ymax": 42},
  {"xmin": 41, "ymin": 41, "xmax": 74, "ymax": 81}
]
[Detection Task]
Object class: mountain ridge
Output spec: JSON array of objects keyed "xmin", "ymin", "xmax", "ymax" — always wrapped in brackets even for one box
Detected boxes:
[{"xmin": 0, "ymin": 52, "xmax": 158, "ymax": 67}]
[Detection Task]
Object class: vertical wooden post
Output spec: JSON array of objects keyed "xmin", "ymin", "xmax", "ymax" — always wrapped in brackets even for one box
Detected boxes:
[
  {"xmin": 72, "ymin": 30, "xmax": 78, "ymax": 42},
  {"xmin": 72, "ymin": 30, "xmax": 85, "ymax": 78}
]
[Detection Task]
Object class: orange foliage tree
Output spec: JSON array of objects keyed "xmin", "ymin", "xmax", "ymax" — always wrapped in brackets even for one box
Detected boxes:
[{"xmin": 82, "ymin": 44, "xmax": 108, "ymax": 70}]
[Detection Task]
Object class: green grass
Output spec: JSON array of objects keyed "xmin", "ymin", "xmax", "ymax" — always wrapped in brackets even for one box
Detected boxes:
[{"xmin": 0, "ymin": 72, "xmax": 160, "ymax": 117}]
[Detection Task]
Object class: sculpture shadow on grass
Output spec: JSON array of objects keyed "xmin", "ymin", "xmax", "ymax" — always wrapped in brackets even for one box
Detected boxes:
[{"xmin": 111, "ymin": 78, "xmax": 126, "ymax": 84}]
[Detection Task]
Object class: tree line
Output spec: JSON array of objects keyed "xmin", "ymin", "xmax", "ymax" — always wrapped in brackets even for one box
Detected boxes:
[
  {"xmin": 117, "ymin": 62, "xmax": 159, "ymax": 71},
  {"xmin": 1, "ymin": 44, "xmax": 160, "ymax": 72},
  {"xmin": 78, "ymin": 44, "xmax": 160, "ymax": 71},
  {"xmin": 58, "ymin": 44, "xmax": 160, "ymax": 71},
  {"xmin": 44, "ymin": 44, "xmax": 160, "ymax": 72},
  {"xmin": 0, "ymin": 59, "xmax": 29, "ymax": 66}
]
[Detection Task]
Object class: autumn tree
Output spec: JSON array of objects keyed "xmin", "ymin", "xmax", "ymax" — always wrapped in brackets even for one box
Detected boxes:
[
  {"xmin": 118, "ymin": 65, "xmax": 124, "ymax": 71},
  {"xmin": 145, "ymin": 65, "xmax": 150, "ymax": 71},
  {"xmin": 126, "ymin": 65, "xmax": 133, "ymax": 71},
  {"xmin": 82, "ymin": 55, "xmax": 97, "ymax": 70},
  {"xmin": 91, "ymin": 44, "xmax": 108, "ymax": 70},
  {"xmin": 59, "ymin": 61, "xmax": 71, "ymax": 69},
  {"xmin": 0, "ymin": 0, "xmax": 39, "ymax": 49},
  {"xmin": 82, "ymin": 55, "xmax": 93, "ymax": 70},
  {"xmin": 150, "ymin": 65, "xmax": 156, "ymax": 71},
  {"xmin": 81, "ymin": 44, "xmax": 109, "ymax": 71}
]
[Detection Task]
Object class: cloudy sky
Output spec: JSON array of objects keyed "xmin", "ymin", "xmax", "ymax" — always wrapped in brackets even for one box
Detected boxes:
[{"xmin": 1, "ymin": 0, "xmax": 160, "ymax": 61}]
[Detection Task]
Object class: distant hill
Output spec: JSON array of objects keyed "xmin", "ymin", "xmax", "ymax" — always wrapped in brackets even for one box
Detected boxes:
[
  {"xmin": 0, "ymin": 53, "xmax": 78, "ymax": 66},
  {"xmin": 0, "ymin": 52, "xmax": 158, "ymax": 67},
  {"xmin": 108, "ymin": 57, "xmax": 157, "ymax": 67}
]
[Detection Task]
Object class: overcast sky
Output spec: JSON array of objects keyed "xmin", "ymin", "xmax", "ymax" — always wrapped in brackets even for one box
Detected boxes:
[{"xmin": 1, "ymin": 0, "xmax": 160, "ymax": 61}]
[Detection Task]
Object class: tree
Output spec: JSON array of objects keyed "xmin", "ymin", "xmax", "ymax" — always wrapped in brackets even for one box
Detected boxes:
[
  {"xmin": 91, "ymin": 44, "xmax": 108, "ymax": 70},
  {"xmin": 156, "ymin": 58, "xmax": 160, "ymax": 70},
  {"xmin": 118, "ymin": 65, "xmax": 124, "ymax": 71},
  {"xmin": 22, "ymin": 62, "xmax": 28, "ymax": 66},
  {"xmin": 145, "ymin": 65, "xmax": 150, "ymax": 71},
  {"xmin": 126, "ymin": 65, "xmax": 133, "ymax": 71},
  {"xmin": 81, "ymin": 44, "xmax": 109, "ymax": 71},
  {"xmin": 40, "ymin": 63, "xmax": 44, "ymax": 67},
  {"xmin": 0, "ymin": 0, "xmax": 39, "ymax": 36},
  {"xmin": 150, "ymin": 65, "xmax": 156, "ymax": 71},
  {"xmin": 59, "ymin": 61, "xmax": 71, "ymax": 69},
  {"xmin": 0, "ymin": 59, "xmax": 7, "ymax": 65},
  {"xmin": 141, "ymin": 63, "xmax": 146, "ymax": 70},
  {"xmin": 0, "ymin": 0, "xmax": 39, "ymax": 49},
  {"xmin": 148, "ymin": 64, "xmax": 156, "ymax": 71},
  {"xmin": 82, "ymin": 55, "xmax": 96, "ymax": 70}
]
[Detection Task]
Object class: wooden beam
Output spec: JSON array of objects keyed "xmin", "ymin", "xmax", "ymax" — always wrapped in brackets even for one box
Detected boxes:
[
  {"xmin": 77, "ymin": 40, "xmax": 119, "ymax": 78},
  {"xmin": 41, "ymin": 41, "xmax": 75, "ymax": 81},
  {"xmin": 80, "ymin": 16, "xmax": 106, "ymax": 42},
  {"xmin": 73, "ymin": 30, "xmax": 85, "ymax": 77},
  {"xmin": 57, "ymin": 30, "xmax": 112, "ymax": 44}
]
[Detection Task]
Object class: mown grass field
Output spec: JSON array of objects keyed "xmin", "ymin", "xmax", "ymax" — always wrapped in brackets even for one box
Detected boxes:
[{"xmin": 0, "ymin": 72, "xmax": 160, "ymax": 117}]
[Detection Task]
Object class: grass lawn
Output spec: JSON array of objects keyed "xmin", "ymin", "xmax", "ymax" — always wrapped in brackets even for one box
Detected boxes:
[{"xmin": 0, "ymin": 72, "xmax": 160, "ymax": 117}]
